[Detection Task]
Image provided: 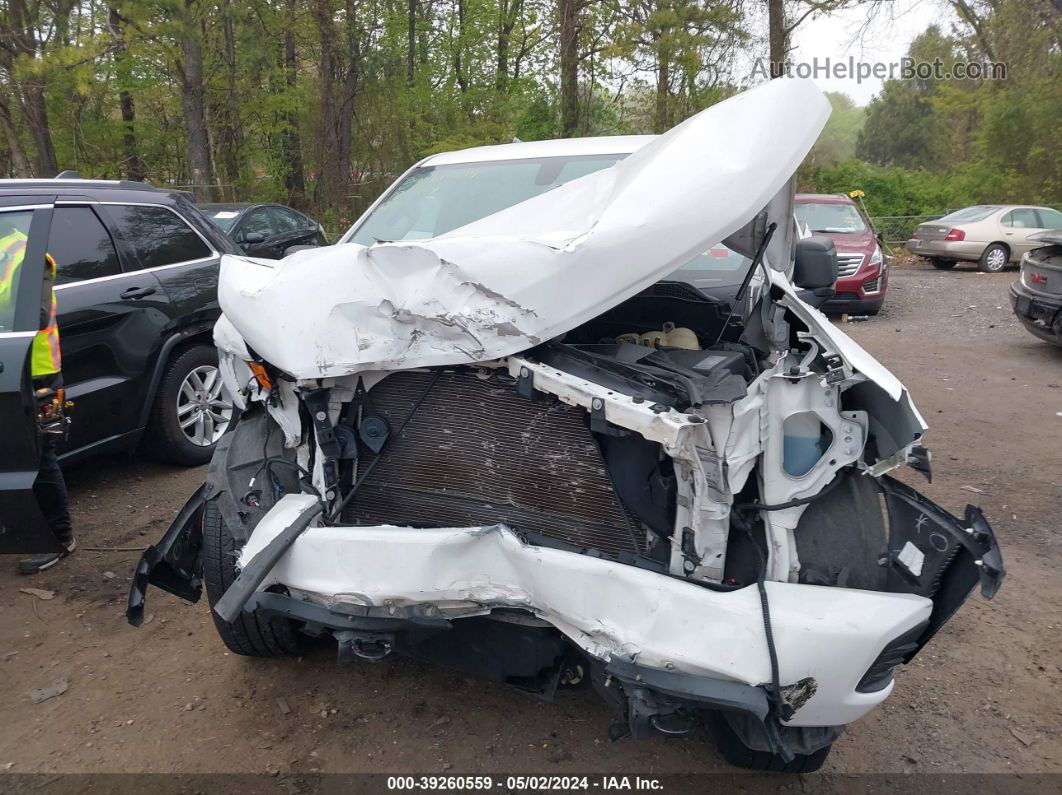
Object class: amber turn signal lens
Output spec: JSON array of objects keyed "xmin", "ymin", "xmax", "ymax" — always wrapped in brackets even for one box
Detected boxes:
[{"xmin": 248, "ymin": 361, "xmax": 273, "ymax": 391}]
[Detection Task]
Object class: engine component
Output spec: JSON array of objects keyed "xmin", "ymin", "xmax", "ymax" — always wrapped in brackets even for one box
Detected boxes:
[
  {"xmin": 617, "ymin": 321, "xmax": 700, "ymax": 351},
  {"xmin": 358, "ymin": 415, "xmax": 390, "ymax": 453}
]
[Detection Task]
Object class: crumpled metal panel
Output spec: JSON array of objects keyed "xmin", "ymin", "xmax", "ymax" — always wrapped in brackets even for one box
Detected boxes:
[
  {"xmin": 214, "ymin": 78, "xmax": 830, "ymax": 380},
  {"xmin": 342, "ymin": 370, "xmax": 640, "ymax": 557}
]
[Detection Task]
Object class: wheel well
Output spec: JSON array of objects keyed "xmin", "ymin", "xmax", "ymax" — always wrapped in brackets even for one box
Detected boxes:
[
  {"xmin": 170, "ymin": 333, "xmax": 213, "ymax": 359},
  {"xmin": 137, "ymin": 330, "xmax": 216, "ymax": 430},
  {"xmin": 986, "ymin": 241, "xmax": 1011, "ymax": 258}
]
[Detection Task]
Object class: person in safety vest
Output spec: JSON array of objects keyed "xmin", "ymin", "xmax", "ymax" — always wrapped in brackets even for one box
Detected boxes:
[{"xmin": 0, "ymin": 219, "xmax": 76, "ymax": 574}]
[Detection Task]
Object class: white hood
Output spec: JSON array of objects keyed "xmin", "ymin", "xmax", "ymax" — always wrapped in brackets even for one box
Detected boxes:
[{"xmin": 216, "ymin": 78, "xmax": 830, "ymax": 380}]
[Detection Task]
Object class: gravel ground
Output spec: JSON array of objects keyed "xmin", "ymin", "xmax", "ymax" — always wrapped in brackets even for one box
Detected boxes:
[{"xmin": 1, "ymin": 260, "xmax": 1060, "ymax": 783}]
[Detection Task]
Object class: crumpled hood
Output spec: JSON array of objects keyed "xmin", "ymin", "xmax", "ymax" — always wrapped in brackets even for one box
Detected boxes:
[{"xmin": 216, "ymin": 78, "xmax": 831, "ymax": 380}]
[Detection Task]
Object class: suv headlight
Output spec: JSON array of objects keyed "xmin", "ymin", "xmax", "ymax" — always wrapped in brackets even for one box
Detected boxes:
[{"xmin": 868, "ymin": 245, "xmax": 883, "ymax": 267}]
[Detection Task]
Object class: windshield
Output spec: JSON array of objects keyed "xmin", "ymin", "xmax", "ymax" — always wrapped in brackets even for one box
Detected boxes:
[
  {"xmin": 347, "ymin": 155, "xmax": 624, "ymax": 244},
  {"xmin": 937, "ymin": 205, "xmax": 999, "ymax": 224},
  {"xmin": 669, "ymin": 244, "xmax": 751, "ymax": 291},
  {"xmin": 203, "ymin": 209, "xmax": 242, "ymax": 232},
  {"xmin": 345, "ymin": 152, "xmax": 753, "ymax": 291},
  {"xmin": 794, "ymin": 201, "xmax": 867, "ymax": 234}
]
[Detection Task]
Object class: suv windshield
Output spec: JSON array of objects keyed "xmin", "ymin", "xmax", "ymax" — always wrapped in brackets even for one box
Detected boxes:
[
  {"xmin": 794, "ymin": 201, "xmax": 867, "ymax": 234},
  {"xmin": 347, "ymin": 156, "xmax": 623, "ymax": 244},
  {"xmin": 344, "ymin": 153, "xmax": 752, "ymax": 292}
]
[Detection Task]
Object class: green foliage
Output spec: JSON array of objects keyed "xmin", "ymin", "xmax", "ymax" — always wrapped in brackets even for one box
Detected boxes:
[
  {"xmin": 800, "ymin": 159, "xmax": 976, "ymax": 218},
  {"xmin": 820, "ymin": 4, "xmax": 1060, "ymax": 212},
  {"xmin": 0, "ymin": 0, "xmax": 1056, "ymax": 224}
]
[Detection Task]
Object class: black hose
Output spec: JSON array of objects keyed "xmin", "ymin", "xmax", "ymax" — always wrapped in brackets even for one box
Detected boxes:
[
  {"xmin": 734, "ymin": 467, "xmax": 847, "ymax": 512},
  {"xmin": 732, "ymin": 509, "xmax": 794, "ymax": 726}
]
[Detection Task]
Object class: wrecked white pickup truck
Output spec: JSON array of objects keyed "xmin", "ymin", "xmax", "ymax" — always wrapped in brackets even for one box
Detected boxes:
[{"xmin": 128, "ymin": 78, "xmax": 1003, "ymax": 772}]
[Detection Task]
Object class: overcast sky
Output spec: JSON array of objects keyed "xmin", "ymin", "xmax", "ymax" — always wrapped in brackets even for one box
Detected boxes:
[{"xmin": 738, "ymin": 0, "xmax": 959, "ymax": 106}]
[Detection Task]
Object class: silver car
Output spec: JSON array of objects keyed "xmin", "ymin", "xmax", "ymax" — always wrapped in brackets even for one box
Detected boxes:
[{"xmin": 907, "ymin": 204, "xmax": 1062, "ymax": 272}]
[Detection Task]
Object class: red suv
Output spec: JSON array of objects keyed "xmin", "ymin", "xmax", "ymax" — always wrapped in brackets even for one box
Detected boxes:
[{"xmin": 795, "ymin": 193, "xmax": 887, "ymax": 315}]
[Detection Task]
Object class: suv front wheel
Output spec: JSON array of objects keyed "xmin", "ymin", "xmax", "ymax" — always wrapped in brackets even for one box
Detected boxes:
[{"xmin": 145, "ymin": 345, "xmax": 234, "ymax": 466}]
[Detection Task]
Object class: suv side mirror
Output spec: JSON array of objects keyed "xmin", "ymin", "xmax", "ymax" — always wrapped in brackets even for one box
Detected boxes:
[
  {"xmin": 242, "ymin": 231, "xmax": 266, "ymax": 245},
  {"xmin": 794, "ymin": 236, "xmax": 838, "ymax": 289}
]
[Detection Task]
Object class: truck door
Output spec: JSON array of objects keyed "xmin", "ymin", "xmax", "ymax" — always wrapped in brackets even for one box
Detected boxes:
[
  {"xmin": 48, "ymin": 201, "xmax": 176, "ymax": 456},
  {"xmin": 0, "ymin": 199, "xmax": 63, "ymax": 553}
]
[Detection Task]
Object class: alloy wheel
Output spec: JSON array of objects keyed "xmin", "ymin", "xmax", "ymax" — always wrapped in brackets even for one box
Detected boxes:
[
  {"xmin": 177, "ymin": 365, "xmax": 233, "ymax": 446},
  {"xmin": 986, "ymin": 248, "xmax": 1006, "ymax": 271}
]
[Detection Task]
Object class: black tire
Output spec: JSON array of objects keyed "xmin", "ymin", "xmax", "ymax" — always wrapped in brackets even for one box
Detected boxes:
[
  {"xmin": 201, "ymin": 500, "xmax": 302, "ymax": 656},
  {"xmin": 709, "ymin": 712, "xmax": 833, "ymax": 773},
  {"xmin": 978, "ymin": 243, "xmax": 1009, "ymax": 273},
  {"xmin": 144, "ymin": 345, "xmax": 234, "ymax": 466},
  {"xmin": 929, "ymin": 257, "xmax": 956, "ymax": 270}
]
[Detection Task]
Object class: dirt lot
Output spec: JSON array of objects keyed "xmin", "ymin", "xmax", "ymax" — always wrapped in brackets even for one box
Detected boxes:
[{"xmin": 2, "ymin": 260, "xmax": 1061, "ymax": 781}]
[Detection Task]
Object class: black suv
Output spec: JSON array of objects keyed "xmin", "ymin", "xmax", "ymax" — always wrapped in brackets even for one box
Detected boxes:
[{"xmin": 1, "ymin": 179, "xmax": 240, "ymax": 552}]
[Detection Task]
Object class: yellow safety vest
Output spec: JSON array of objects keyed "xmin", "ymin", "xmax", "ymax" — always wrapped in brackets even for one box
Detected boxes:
[{"xmin": 0, "ymin": 230, "xmax": 61, "ymax": 377}]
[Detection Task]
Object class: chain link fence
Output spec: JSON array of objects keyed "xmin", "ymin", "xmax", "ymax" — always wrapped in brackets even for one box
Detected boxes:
[{"xmin": 869, "ymin": 214, "xmax": 944, "ymax": 248}]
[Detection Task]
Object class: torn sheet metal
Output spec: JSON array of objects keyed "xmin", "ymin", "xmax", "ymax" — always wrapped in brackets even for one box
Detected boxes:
[
  {"xmin": 216, "ymin": 78, "xmax": 830, "ymax": 380},
  {"xmin": 234, "ymin": 495, "xmax": 931, "ymax": 727}
]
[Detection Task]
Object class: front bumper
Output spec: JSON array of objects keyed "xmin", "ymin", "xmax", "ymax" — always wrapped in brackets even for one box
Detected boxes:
[
  {"xmin": 234, "ymin": 494, "xmax": 930, "ymax": 727},
  {"xmin": 1010, "ymin": 281, "xmax": 1062, "ymax": 344},
  {"xmin": 905, "ymin": 239, "xmax": 985, "ymax": 261},
  {"xmin": 822, "ymin": 265, "xmax": 887, "ymax": 314},
  {"xmin": 130, "ymin": 480, "xmax": 1003, "ymax": 730}
]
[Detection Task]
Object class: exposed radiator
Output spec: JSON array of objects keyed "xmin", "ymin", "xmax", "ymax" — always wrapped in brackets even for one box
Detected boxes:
[{"xmin": 341, "ymin": 370, "xmax": 640, "ymax": 558}]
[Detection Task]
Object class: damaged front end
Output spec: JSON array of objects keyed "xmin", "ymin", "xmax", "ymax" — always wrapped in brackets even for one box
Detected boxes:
[{"xmin": 128, "ymin": 78, "xmax": 1003, "ymax": 768}]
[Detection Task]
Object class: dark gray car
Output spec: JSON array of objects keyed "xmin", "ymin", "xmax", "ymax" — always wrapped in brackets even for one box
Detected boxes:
[
  {"xmin": 1010, "ymin": 230, "xmax": 1062, "ymax": 345},
  {"xmin": 201, "ymin": 202, "xmax": 327, "ymax": 259}
]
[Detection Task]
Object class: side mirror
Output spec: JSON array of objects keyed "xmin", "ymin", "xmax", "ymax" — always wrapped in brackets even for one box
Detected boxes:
[
  {"xmin": 794, "ymin": 236, "xmax": 838, "ymax": 290},
  {"xmin": 242, "ymin": 231, "xmax": 266, "ymax": 245},
  {"xmin": 876, "ymin": 231, "xmax": 885, "ymax": 245}
]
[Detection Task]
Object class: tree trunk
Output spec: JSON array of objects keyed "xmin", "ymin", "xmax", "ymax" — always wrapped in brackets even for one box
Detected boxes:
[
  {"xmin": 282, "ymin": 0, "xmax": 306, "ymax": 208},
  {"xmin": 496, "ymin": 0, "xmax": 512, "ymax": 91},
  {"xmin": 948, "ymin": 0, "xmax": 996, "ymax": 61},
  {"xmin": 3, "ymin": 0, "xmax": 58, "ymax": 176},
  {"xmin": 559, "ymin": 0, "xmax": 579, "ymax": 136},
  {"xmin": 313, "ymin": 0, "xmax": 357, "ymax": 220},
  {"xmin": 178, "ymin": 3, "xmax": 216, "ymax": 200},
  {"xmin": 19, "ymin": 79, "xmax": 57, "ymax": 177},
  {"xmin": 418, "ymin": 0, "xmax": 431, "ymax": 65},
  {"xmin": 219, "ymin": 5, "xmax": 243, "ymax": 196},
  {"xmin": 314, "ymin": 0, "xmax": 339, "ymax": 213},
  {"xmin": 454, "ymin": 0, "xmax": 468, "ymax": 92},
  {"xmin": 407, "ymin": 0, "xmax": 417, "ymax": 85},
  {"xmin": 767, "ymin": 0, "xmax": 786, "ymax": 78},
  {"xmin": 654, "ymin": 54, "xmax": 670, "ymax": 133},
  {"xmin": 108, "ymin": 6, "xmax": 146, "ymax": 182},
  {"xmin": 337, "ymin": 0, "xmax": 359, "ymax": 181},
  {"xmin": 0, "ymin": 96, "xmax": 32, "ymax": 177}
]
